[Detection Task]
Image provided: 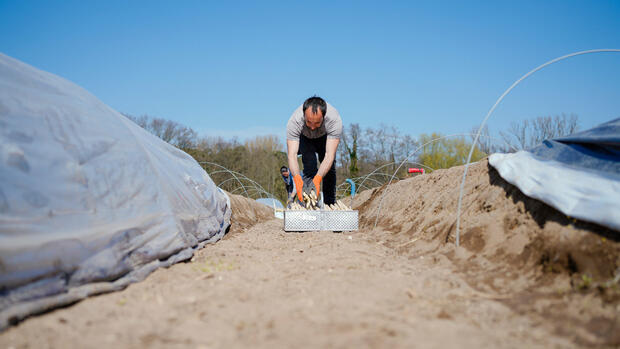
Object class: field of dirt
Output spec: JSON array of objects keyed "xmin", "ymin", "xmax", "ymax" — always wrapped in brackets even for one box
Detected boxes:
[{"xmin": 1, "ymin": 159, "xmax": 618, "ymax": 348}]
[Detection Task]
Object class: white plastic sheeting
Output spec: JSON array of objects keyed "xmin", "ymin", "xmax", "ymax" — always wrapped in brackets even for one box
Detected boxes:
[
  {"xmin": 0, "ymin": 53, "xmax": 231, "ymax": 328},
  {"xmin": 256, "ymin": 198, "xmax": 284, "ymax": 219},
  {"xmin": 489, "ymin": 118, "xmax": 620, "ymax": 232},
  {"xmin": 490, "ymin": 151, "xmax": 620, "ymax": 231},
  {"xmin": 256, "ymin": 198, "xmax": 284, "ymax": 209}
]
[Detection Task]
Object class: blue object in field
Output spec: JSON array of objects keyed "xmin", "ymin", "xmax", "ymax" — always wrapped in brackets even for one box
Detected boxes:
[{"xmin": 345, "ymin": 178, "xmax": 356, "ymax": 198}]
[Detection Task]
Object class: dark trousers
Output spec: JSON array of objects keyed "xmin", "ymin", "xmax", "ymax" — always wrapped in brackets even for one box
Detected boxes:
[{"xmin": 298, "ymin": 134, "xmax": 337, "ymax": 205}]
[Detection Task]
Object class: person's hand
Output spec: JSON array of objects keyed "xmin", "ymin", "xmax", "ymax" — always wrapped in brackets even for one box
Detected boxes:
[
  {"xmin": 293, "ymin": 174, "xmax": 304, "ymax": 202},
  {"xmin": 312, "ymin": 175, "xmax": 322, "ymax": 195}
]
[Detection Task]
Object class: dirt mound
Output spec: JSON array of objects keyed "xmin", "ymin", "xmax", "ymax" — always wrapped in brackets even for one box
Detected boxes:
[
  {"xmin": 352, "ymin": 159, "xmax": 620, "ymax": 346},
  {"xmin": 3, "ymin": 166, "xmax": 618, "ymax": 348},
  {"xmin": 226, "ymin": 192, "xmax": 274, "ymax": 235}
]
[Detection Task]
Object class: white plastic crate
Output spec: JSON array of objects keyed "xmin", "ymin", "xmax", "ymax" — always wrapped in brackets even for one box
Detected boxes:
[{"xmin": 283, "ymin": 210, "xmax": 358, "ymax": 231}]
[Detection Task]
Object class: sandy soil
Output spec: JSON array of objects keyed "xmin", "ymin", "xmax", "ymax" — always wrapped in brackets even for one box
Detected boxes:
[{"xmin": 1, "ymin": 160, "xmax": 618, "ymax": 348}]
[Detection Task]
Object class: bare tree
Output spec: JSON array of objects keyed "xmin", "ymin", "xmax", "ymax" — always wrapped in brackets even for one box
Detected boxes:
[
  {"xmin": 175, "ymin": 126, "xmax": 198, "ymax": 149},
  {"xmin": 500, "ymin": 119, "xmax": 529, "ymax": 150},
  {"xmin": 340, "ymin": 123, "xmax": 361, "ymax": 178},
  {"xmin": 149, "ymin": 118, "xmax": 165, "ymax": 139},
  {"xmin": 161, "ymin": 120, "xmax": 178, "ymax": 143},
  {"xmin": 123, "ymin": 113, "xmax": 198, "ymax": 149},
  {"xmin": 123, "ymin": 113, "xmax": 148, "ymax": 128},
  {"xmin": 364, "ymin": 124, "xmax": 401, "ymax": 168},
  {"xmin": 399, "ymin": 134, "xmax": 418, "ymax": 163},
  {"xmin": 469, "ymin": 124, "xmax": 495, "ymax": 155},
  {"xmin": 500, "ymin": 114, "xmax": 579, "ymax": 151}
]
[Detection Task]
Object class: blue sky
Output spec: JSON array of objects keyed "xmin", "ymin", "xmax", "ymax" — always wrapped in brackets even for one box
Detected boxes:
[{"xmin": 1, "ymin": 0, "xmax": 619, "ymax": 143}]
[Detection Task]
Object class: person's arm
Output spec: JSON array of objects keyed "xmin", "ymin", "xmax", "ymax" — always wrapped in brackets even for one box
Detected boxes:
[
  {"xmin": 317, "ymin": 138, "xmax": 340, "ymax": 177},
  {"xmin": 287, "ymin": 139, "xmax": 304, "ymax": 201},
  {"xmin": 286, "ymin": 140, "xmax": 300, "ymax": 177}
]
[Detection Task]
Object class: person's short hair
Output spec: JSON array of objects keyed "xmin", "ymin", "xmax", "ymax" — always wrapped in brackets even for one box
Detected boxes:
[
  {"xmin": 303, "ymin": 96, "xmax": 327, "ymax": 117},
  {"xmin": 280, "ymin": 166, "xmax": 288, "ymax": 173}
]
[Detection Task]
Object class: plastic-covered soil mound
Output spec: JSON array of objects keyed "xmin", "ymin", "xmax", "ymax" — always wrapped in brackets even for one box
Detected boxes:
[
  {"xmin": 351, "ymin": 159, "xmax": 620, "ymax": 346},
  {"xmin": 0, "ymin": 192, "xmax": 271, "ymax": 330}
]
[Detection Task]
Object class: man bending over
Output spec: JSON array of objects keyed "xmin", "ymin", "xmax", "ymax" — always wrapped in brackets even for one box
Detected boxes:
[{"xmin": 286, "ymin": 96, "xmax": 342, "ymax": 205}]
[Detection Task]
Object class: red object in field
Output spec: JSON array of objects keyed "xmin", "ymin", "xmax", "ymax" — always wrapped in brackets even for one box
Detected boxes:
[{"xmin": 408, "ymin": 168, "xmax": 424, "ymax": 174}]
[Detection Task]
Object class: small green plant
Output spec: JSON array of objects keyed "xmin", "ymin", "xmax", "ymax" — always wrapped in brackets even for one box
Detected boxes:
[
  {"xmin": 577, "ymin": 274, "xmax": 593, "ymax": 290},
  {"xmin": 193, "ymin": 258, "xmax": 236, "ymax": 273}
]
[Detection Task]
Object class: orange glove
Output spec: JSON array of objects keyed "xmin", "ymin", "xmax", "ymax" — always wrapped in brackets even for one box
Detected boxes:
[
  {"xmin": 293, "ymin": 174, "xmax": 304, "ymax": 202},
  {"xmin": 312, "ymin": 175, "xmax": 323, "ymax": 195}
]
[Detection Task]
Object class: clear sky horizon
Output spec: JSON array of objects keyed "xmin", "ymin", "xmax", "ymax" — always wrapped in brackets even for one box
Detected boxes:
[{"xmin": 1, "ymin": 0, "xmax": 619, "ymax": 144}]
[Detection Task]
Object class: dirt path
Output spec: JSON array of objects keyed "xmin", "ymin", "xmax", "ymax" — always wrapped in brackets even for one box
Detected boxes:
[{"xmin": 1, "ymin": 218, "xmax": 576, "ymax": 348}]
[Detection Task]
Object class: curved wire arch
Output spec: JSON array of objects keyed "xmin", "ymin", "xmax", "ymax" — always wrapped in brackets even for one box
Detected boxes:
[
  {"xmin": 198, "ymin": 161, "xmax": 278, "ymax": 201},
  {"xmin": 336, "ymin": 179, "xmax": 378, "ymax": 199},
  {"xmin": 455, "ymin": 48, "xmax": 620, "ymax": 247},
  {"xmin": 209, "ymin": 169, "xmax": 272, "ymax": 197},
  {"xmin": 351, "ymin": 161, "xmax": 436, "ymax": 207},
  {"xmin": 199, "ymin": 161, "xmax": 250, "ymax": 198},
  {"xmin": 337, "ymin": 176, "xmax": 384, "ymax": 191},
  {"xmin": 218, "ymin": 177, "xmax": 274, "ymax": 199},
  {"xmin": 336, "ymin": 174, "xmax": 389, "ymax": 200}
]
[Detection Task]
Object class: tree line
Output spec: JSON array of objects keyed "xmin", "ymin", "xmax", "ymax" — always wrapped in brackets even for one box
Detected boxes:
[{"xmin": 123, "ymin": 112, "xmax": 580, "ymax": 203}]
